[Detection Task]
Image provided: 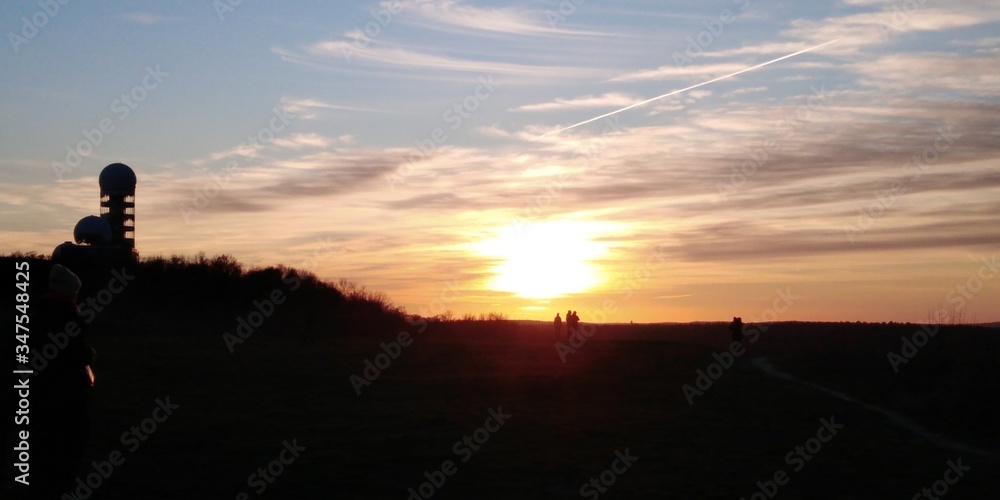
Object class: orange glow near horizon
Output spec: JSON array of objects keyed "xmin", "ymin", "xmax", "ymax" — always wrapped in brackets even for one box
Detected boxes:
[{"xmin": 477, "ymin": 220, "xmax": 611, "ymax": 299}]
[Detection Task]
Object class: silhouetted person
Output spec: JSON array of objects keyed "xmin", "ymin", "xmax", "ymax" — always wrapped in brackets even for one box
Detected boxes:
[
  {"xmin": 553, "ymin": 313, "xmax": 562, "ymax": 338},
  {"xmin": 565, "ymin": 310, "xmax": 573, "ymax": 338},
  {"xmin": 30, "ymin": 265, "xmax": 93, "ymax": 499},
  {"xmin": 730, "ymin": 316, "xmax": 744, "ymax": 343},
  {"xmin": 571, "ymin": 311, "xmax": 580, "ymax": 333}
]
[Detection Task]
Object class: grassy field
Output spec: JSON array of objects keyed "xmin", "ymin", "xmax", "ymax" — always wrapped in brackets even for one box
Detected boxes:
[{"xmin": 10, "ymin": 319, "xmax": 994, "ymax": 499}]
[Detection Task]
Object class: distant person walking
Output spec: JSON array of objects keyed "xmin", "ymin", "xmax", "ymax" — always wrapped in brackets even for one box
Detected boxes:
[
  {"xmin": 730, "ymin": 316, "xmax": 744, "ymax": 343},
  {"xmin": 567, "ymin": 310, "xmax": 580, "ymax": 338},
  {"xmin": 553, "ymin": 313, "xmax": 562, "ymax": 338},
  {"xmin": 30, "ymin": 265, "xmax": 94, "ymax": 498},
  {"xmin": 565, "ymin": 310, "xmax": 573, "ymax": 339}
]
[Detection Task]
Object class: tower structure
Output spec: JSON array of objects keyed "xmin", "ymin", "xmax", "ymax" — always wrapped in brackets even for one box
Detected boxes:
[
  {"xmin": 52, "ymin": 163, "xmax": 138, "ymax": 297},
  {"xmin": 98, "ymin": 163, "xmax": 137, "ymax": 252}
]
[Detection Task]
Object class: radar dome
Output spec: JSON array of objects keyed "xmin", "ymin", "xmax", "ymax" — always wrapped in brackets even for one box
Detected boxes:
[
  {"xmin": 99, "ymin": 163, "xmax": 137, "ymax": 195},
  {"xmin": 74, "ymin": 215, "xmax": 112, "ymax": 245},
  {"xmin": 52, "ymin": 241, "xmax": 76, "ymax": 261}
]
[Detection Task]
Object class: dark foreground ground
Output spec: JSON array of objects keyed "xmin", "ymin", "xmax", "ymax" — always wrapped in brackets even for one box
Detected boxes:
[{"xmin": 7, "ymin": 320, "xmax": 1000, "ymax": 499}]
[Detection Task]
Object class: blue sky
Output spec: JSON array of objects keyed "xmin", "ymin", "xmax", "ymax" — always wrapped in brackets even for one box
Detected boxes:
[{"xmin": 2, "ymin": 0, "xmax": 998, "ymax": 322}]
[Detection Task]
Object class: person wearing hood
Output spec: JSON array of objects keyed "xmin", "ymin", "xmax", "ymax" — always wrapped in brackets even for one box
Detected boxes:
[{"xmin": 30, "ymin": 264, "xmax": 94, "ymax": 499}]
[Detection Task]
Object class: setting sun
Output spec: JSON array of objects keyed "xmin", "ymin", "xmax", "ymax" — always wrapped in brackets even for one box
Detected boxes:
[{"xmin": 478, "ymin": 220, "xmax": 609, "ymax": 299}]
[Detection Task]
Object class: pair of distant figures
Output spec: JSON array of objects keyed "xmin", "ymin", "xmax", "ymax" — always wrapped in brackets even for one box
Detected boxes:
[
  {"xmin": 730, "ymin": 316, "xmax": 744, "ymax": 342},
  {"xmin": 551, "ymin": 313, "xmax": 745, "ymax": 342},
  {"xmin": 553, "ymin": 310, "xmax": 580, "ymax": 338}
]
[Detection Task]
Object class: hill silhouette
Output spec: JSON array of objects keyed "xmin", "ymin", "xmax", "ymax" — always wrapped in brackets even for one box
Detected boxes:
[{"xmin": 2, "ymin": 252, "xmax": 409, "ymax": 342}]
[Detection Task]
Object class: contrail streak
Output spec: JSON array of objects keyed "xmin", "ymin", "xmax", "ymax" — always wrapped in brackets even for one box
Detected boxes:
[{"xmin": 541, "ymin": 39, "xmax": 839, "ymax": 137}]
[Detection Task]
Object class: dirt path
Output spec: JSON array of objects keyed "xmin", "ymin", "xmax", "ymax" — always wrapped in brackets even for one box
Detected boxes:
[{"xmin": 748, "ymin": 357, "xmax": 994, "ymax": 459}]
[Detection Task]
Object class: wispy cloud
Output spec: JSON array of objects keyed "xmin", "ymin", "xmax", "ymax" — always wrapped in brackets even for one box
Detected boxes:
[
  {"xmin": 782, "ymin": 9, "xmax": 991, "ymax": 55},
  {"xmin": 851, "ymin": 53, "xmax": 1000, "ymax": 95},
  {"xmin": 297, "ymin": 39, "xmax": 597, "ymax": 78},
  {"xmin": 674, "ymin": 5, "xmax": 999, "ymax": 61},
  {"xmin": 512, "ymin": 93, "xmax": 639, "ymax": 112},
  {"xmin": 475, "ymin": 125, "xmax": 515, "ymax": 138},
  {"xmin": 950, "ymin": 36, "xmax": 1000, "ymax": 47},
  {"xmin": 279, "ymin": 97, "xmax": 388, "ymax": 118},
  {"xmin": 272, "ymin": 133, "xmax": 333, "ymax": 150},
  {"xmin": 722, "ymin": 86, "xmax": 768, "ymax": 98},
  {"xmin": 609, "ymin": 62, "xmax": 752, "ymax": 83},
  {"xmin": 117, "ymin": 12, "xmax": 181, "ymax": 25},
  {"xmin": 392, "ymin": 0, "xmax": 613, "ymax": 37}
]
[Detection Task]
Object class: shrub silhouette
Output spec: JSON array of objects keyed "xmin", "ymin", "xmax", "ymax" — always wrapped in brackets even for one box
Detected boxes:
[{"xmin": 1, "ymin": 252, "xmax": 409, "ymax": 340}]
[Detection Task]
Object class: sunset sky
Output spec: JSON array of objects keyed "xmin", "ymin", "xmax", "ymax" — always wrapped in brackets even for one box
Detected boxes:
[{"xmin": 1, "ymin": 0, "xmax": 998, "ymax": 323}]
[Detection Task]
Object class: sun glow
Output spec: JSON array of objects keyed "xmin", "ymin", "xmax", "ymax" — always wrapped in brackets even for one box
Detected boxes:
[{"xmin": 479, "ymin": 220, "xmax": 610, "ymax": 299}]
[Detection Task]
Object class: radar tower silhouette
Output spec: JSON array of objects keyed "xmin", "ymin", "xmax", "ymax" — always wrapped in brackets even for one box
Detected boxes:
[{"xmin": 98, "ymin": 162, "xmax": 137, "ymax": 251}]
